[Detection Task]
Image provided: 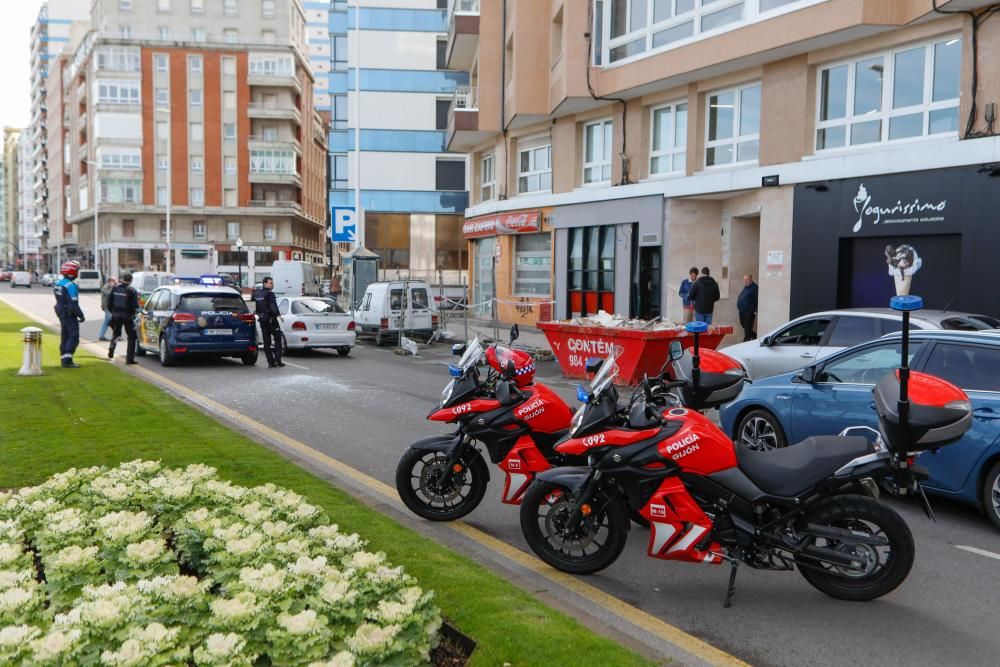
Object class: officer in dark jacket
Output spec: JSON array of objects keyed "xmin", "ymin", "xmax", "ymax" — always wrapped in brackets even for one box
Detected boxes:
[
  {"xmin": 687, "ymin": 267, "xmax": 721, "ymax": 324},
  {"xmin": 254, "ymin": 277, "xmax": 284, "ymax": 368},
  {"xmin": 53, "ymin": 261, "xmax": 85, "ymax": 368},
  {"xmin": 737, "ymin": 274, "xmax": 758, "ymax": 341},
  {"xmin": 108, "ymin": 273, "xmax": 140, "ymax": 364}
]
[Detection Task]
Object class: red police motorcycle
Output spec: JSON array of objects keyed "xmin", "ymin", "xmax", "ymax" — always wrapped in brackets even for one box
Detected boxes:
[
  {"xmin": 395, "ymin": 326, "xmax": 576, "ymax": 521},
  {"xmin": 519, "ymin": 296, "xmax": 972, "ymax": 604}
]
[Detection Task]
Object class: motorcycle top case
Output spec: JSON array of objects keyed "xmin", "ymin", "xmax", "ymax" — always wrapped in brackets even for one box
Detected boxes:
[
  {"xmin": 669, "ymin": 348, "xmax": 745, "ymax": 411},
  {"xmin": 873, "ymin": 370, "xmax": 972, "ymax": 453}
]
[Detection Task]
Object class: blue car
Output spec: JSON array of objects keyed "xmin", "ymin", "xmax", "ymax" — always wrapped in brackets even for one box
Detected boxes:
[
  {"xmin": 719, "ymin": 330, "xmax": 1000, "ymax": 530},
  {"xmin": 136, "ymin": 285, "xmax": 259, "ymax": 367}
]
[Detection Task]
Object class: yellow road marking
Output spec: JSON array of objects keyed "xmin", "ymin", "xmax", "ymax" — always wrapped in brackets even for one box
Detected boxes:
[{"xmin": 2, "ymin": 296, "xmax": 749, "ymax": 667}]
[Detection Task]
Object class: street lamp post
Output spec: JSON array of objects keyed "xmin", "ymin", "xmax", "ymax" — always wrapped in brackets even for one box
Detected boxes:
[
  {"xmin": 155, "ymin": 107, "xmax": 172, "ymax": 273},
  {"xmin": 84, "ymin": 160, "xmax": 100, "ymax": 275},
  {"xmin": 236, "ymin": 237, "xmax": 244, "ymax": 290}
]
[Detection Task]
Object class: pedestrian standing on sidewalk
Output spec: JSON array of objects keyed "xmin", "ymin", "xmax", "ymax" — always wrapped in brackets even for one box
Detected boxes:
[
  {"xmin": 678, "ymin": 267, "xmax": 698, "ymax": 323},
  {"xmin": 688, "ymin": 267, "xmax": 721, "ymax": 324},
  {"xmin": 53, "ymin": 261, "xmax": 85, "ymax": 368},
  {"xmin": 253, "ymin": 277, "xmax": 285, "ymax": 368},
  {"xmin": 737, "ymin": 274, "xmax": 758, "ymax": 342},
  {"xmin": 98, "ymin": 277, "xmax": 118, "ymax": 341},
  {"xmin": 107, "ymin": 273, "xmax": 139, "ymax": 365}
]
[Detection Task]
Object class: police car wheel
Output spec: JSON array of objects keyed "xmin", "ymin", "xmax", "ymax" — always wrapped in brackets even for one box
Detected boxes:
[
  {"xmin": 158, "ymin": 337, "xmax": 174, "ymax": 367},
  {"xmin": 241, "ymin": 351, "xmax": 258, "ymax": 366}
]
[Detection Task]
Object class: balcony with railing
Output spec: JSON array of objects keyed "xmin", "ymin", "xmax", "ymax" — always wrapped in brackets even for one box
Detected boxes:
[
  {"xmin": 446, "ymin": 0, "xmax": 480, "ymax": 71},
  {"xmin": 446, "ymin": 85, "xmax": 490, "ymax": 152},
  {"xmin": 248, "ymin": 135, "xmax": 302, "ymax": 152},
  {"xmin": 248, "ymin": 103, "xmax": 302, "ymax": 124}
]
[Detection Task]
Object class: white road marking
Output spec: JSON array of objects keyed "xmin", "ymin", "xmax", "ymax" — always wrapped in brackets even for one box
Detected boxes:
[
  {"xmin": 282, "ymin": 361, "xmax": 310, "ymax": 370},
  {"xmin": 955, "ymin": 545, "xmax": 1000, "ymax": 561}
]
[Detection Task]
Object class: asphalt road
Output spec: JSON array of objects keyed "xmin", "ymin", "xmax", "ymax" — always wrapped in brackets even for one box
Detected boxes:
[{"xmin": 4, "ymin": 283, "xmax": 999, "ymax": 666}]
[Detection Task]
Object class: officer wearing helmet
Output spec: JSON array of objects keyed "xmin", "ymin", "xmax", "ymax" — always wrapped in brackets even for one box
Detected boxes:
[
  {"xmin": 107, "ymin": 272, "xmax": 140, "ymax": 365},
  {"xmin": 53, "ymin": 261, "xmax": 85, "ymax": 368}
]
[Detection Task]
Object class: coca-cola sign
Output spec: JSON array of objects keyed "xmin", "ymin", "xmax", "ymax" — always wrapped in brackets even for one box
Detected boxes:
[{"xmin": 463, "ymin": 211, "xmax": 541, "ymax": 238}]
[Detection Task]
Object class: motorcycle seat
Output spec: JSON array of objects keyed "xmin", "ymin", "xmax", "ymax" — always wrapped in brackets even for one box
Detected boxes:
[{"xmin": 735, "ymin": 436, "xmax": 872, "ymax": 498}]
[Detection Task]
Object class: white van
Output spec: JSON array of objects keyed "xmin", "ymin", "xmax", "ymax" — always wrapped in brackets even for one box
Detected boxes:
[
  {"xmin": 77, "ymin": 270, "xmax": 102, "ymax": 292},
  {"xmin": 270, "ymin": 260, "xmax": 321, "ymax": 297},
  {"xmin": 355, "ymin": 281, "xmax": 438, "ymax": 345},
  {"xmin": 10, "ymin": 271, "xmax": 32, "ymax": 288},
  {"xmin": 130, "ymin": 271, "xmax": 174, "ymax": 306}
]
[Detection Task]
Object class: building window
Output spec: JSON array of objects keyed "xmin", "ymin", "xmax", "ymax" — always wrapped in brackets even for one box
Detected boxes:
[
  {"xmin": 514, "ymin": 233, "xmax": 552, "ymax": 296},
  {"xmin": 100, "ymin": 179, "xmax": 142, "ymax": 204},
  {"xmin": 227, "ymin": 221, "xmax": 240, "ymax": 239},
  {"xmin": 120, "ymin": 25, "xmax": 132, "ymax": 38},
  {"xmin": 602, "ymin": 0, "xmax": 824, "ymax": 65},
  {"xmin": 190, "ymin": 89, "xmax": 203, "ymax": 107},
  {"xmin": 191, "ymin": 28, "xmax": 207, "ymax": 42},
  {"xmin": 156, "ymin": 122, "xmax": 169, "ymax": 140},
  {"xmin": 96, "ymin": 80, "xmax": 141, "ymax": 105},
  {"xmin": 333, "ymin": 36, "xmax": 348, "ymax": 71},
  {"xmin": 224, "ymin": 189, "xmax": 237, "ymax": 207},
  {"xmin": 816, "ymin": 36, "xmax": 961, "ymax": 150},
  {"xmin": 222, "ymin": 57, "xmax": 236, "ymax": 76},
  {"xmin": 122, "ymin": 219, "xmax": 135, "ymax": 237},
  {"xmin": 261, "ymin": 30, "xmax": 276, "ymax": 44},
  {"xmin": 332, "ymin": 95, "xmax": 348, "ymax": 129},
  {"xmin": 190, "ymin": 0, "xmax": 204, "ymax": 13},
  {"xmin": 190, "ymin": 188, "xmax": 204, "ymax": 207},
  {"xmin": 157, "ymin": 186, "xmax": 168, "ymax": 206},
  {"xmin": 190, "ymin": 123, "xmax": 204, "ymax": 142},
  {"xmin": 518, "ymin": 143, "xmax": 552, "ymax": 194},
  {"xmin": 157, "ymin": 0, "xmax": 171, "ymax": 11},
  {"xmin": 154, "ymin": 88, "xmax": 168, "ymax": 107},
  {"xmin": 436, "ymin": 39, "xmax": 448, "ymax": 70},
  {"xmin": 224, "ymin": 29, "xmax": 238, "ymax": 43},
  {"xmin": 225, "ymin": 157, "xmax": 237, "ymax": 174},
  {"xmin": 120, "ymin": 0, "xmax": 133, "ymax": 9},
  {"xmin": 191, "ymin": 156, "xmax": 203, "ymax": 173},
  {"xmin": 250, "ymin": 150, "xmax": 296, "ymax": 174},
  {"xmin": 95, "ymin": 47, "xmax": 140, "ymax": 72},
  {"xmin": 155, "ymin": 54, "xmax": 168, "ymax": 71},
  {"xmin": 224, "ymin": 0, "xmax": 238, "ymax": 16},
  {"xmin": 705, "ymin": 82, "xmax": 760, "ymax": 166},
  {"xmin": 480, "ymin": 153, "xmax": 495, "ymax": 201},
  {"xmin": 160, "ymin": 220, "xmax": 169, "ymax": 238},
  {"xmin": 249, "ymin": 53, "xmax": 294, "ymax": 76},
  {"xmin": 193, "ymin": 221, "xmax": 206, "ymax": 239},
  {"xmin": 158, "ymin": 156, "xmax": 169, "ymax": 170},
  {"xmin": 99, "ymin": 151, "xmax": 141, "ymax": 170},
  {"xmin": 263, "ymin": 224, "xmax": 276, "ymax": 241},
  {"xmin": 189, "ymin": 55, "xmax": 202, "ymax": 72},
  {"xmin": 224, "ymin": 123, "xmax": 237, "ymax": 140},
  {"xmin": 365, "ymin": 213, "xmax": 410, "ymax": 269},
  {"xmin": 262, "ymin": 0, "xmax": 276, "ymax": 19},
  {"xmin": 650, "ymin": 101, "xmax": 687, "ymax": 175},
  {"xmin": 436, "ymin": 160, "xmax": 465, "ymax": 191},
  {"xmin": 331, "ymin": 154, "xmax": 348, "ymax": 189},
  {"xmin": 435, "ymin": 99, "xmax": 451, "ymax": 131},
  {"xmin": 583, "ymin": 119, "xmax": 613, "ymax": 185}
]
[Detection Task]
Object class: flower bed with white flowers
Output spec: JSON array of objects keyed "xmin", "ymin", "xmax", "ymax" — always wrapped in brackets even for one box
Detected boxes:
[{"xmin": 0, "ymin": 461, "xmax": 441, "ymax": 666}]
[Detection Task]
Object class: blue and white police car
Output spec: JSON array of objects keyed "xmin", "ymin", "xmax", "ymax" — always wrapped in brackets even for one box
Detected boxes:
[{"xmin": 136, "ymin": 280, "xmax": 258, "ymax": 367}]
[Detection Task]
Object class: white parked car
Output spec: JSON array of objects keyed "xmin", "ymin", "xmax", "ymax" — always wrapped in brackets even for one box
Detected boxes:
[
  {"xmin": 10, "ymin": 271, "xmax": 32, "ymax": 288},
  {"xmin": 722, "ymin": 308, "xmax": 1000, "ymax": 379},
  {"xmin": 41, "ymin": 273, "xmax": 57, "ymax": 286},
  {"xmin": 276, "ymin": 296, "xmax": 356, "ymax": 356},
  {"xmin": 354, "ymin": 281, "xmax": 437, "ymax": 346}
]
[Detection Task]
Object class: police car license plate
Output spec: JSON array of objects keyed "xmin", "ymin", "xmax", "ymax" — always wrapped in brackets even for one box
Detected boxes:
[
  {"xmin": 204, "ymin": 328, "xmax": 232, "ymax": 336},
  {"xmin": 316, "ymin": 323, "xmax": 338, "ymax": 331}
]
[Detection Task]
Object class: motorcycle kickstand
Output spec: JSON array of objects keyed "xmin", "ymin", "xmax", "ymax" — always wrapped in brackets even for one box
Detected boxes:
[{"xmin": 712, "ymin": 552, "xmax": 740, "ymax": 608}]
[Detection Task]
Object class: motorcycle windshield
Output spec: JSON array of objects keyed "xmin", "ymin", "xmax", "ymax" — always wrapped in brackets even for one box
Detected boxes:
[
  {"xmin": 458, "ymin": 338, "xmax": 483, "ymax": 371},
  {"xmin": 589, "ymin": 348, "xmax": 621, "ymax": 397}
]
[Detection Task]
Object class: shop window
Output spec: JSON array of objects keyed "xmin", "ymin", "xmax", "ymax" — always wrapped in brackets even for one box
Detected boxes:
[
  {"xmin": 436, "ymin": 160, "xmax": 466, "ymax": 191},
  {"xmin": 366, "ymin": 213, "xmax": 411, "ymax": 269},
  {"xmin": 435, "ymin": 215, "xmax": 465, "ymax": 271},
  {"xmin": 583, "ymin": 119, "xmax": 613, "ymax": 185},
  {"xmin": 480, "ymin": 153, "xmax": 495, "ymax": 202},
  {"xmin": 514, "ymin": 234, "xmax": 552, "ymax": 296},
  {"xmin": 650, "ymin": 101, "xmax": 687, "ymax": 175},
  {"xmin": 815, "ymin": 36, "xmax": 962, "ymax": 150},
  {"xmin": 518, "ymin": 143, "xmax": 552, "ymax": 194},
  {"xmin": 705, "ymin": 82, "xmax": 760, "ymax": 166},
  {"xmin": 567, "ymin": 225, "xmax": 615, "ymax": 317}
]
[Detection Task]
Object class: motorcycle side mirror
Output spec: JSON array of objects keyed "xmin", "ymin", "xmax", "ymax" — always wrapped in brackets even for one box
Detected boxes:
[
  {"xmin": 796, "ymin": 366, "xmax": 817, "ymax": 383},
  {"xmin": 451, "ymin": 343, "xmax": 467, "ymax": 356},
  {"xmin": 506, "ymin": 359, "xmax": 516, "ymax": 378},
  {"xmin": 509, "ymin": 324, "xmax": 519, "ymax": 343},
  {"xmin": 668, "ymin": 340, "xmax": 684, "ymax": 361},
  {"xmin": 585, "ymin": 357, "xmax": 603, "ymax": 374}
]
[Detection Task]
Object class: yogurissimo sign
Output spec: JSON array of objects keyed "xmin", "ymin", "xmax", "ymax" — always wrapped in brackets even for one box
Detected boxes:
[{"xmin": 851, "ymin": 183, "xmax": 948, "ymax": 233}]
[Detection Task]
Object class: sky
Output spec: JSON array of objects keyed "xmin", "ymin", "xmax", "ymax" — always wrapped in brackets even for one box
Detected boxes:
[{"xmin": 0, "ymin": 0, "xmax": 48, "ymax": 130}]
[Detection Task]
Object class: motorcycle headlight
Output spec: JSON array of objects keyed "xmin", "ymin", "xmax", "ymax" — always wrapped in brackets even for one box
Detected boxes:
[
  {"xmin": 569, "ymin": 405, "xmax": 585, "ymax": 436},
  {"xmin": 441, "ymin": 379, "xmax": 456, "ymax": 405}
]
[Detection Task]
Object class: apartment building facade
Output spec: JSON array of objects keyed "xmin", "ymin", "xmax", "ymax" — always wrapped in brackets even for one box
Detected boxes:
[
  {"xmin": 306, "ymin": 0, "xmax": 469, "ymax": 288},
  {"xmin": 47, "ymin": 0, "xmax": 327, "ymax": 284},
  {"xmin": 17, "ymin": 132, "xmax": 42, "ymax": 271},
  {"xmin": 2, "ymin": 129, "xmax": 20, "ymax": 268},
  {"xmin": 449, "ymin": 0, "xmax": 1000, "ymax": 333}
]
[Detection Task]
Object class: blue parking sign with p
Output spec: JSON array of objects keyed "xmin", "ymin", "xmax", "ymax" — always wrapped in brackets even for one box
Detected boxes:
[{"xmin": 331, "ymin": 207, "xmax": 357, "ymax": 243}]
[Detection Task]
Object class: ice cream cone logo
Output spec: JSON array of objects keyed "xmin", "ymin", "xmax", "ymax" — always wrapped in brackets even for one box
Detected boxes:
[
  {"xmin": 885, "ymin": 244, "xmax": 922, "ymax": 296},
  {"xmin": 852, "ymin": 184, "xmax": 871, "ymax": 233}
]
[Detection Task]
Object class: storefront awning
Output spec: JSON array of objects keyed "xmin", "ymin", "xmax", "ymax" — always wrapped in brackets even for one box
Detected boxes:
[
  {"xmin": 463, "ymin": 211, "xmax": 541, "ymax": 239},
  {"xmin": 180, "ymin": 249, "xmax": 209, "ymax": 257}
]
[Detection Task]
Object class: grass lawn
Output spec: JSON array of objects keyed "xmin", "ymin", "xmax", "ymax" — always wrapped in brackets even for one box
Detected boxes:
[{"xmin": 0, "ymin": 303, "xmax": 656, "ymax": 666}]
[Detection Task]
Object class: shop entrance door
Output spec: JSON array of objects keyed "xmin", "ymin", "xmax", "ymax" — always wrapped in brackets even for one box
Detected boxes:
[
  {"xmin": 473, "ymin": 237, "xmax": 495, "ymax": 318},
  {"xmin": 633, "ymin": 246, "xmax": 662, "ymax": 320},
  {"xmin": 567, "ymin": 225, "xmax": 616, "ymax": 318}
]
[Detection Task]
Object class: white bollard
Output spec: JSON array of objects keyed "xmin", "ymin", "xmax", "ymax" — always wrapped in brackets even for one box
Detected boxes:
[{"xmin": 18, "ymin": 327, "xmax": 44, "ymax": 376}]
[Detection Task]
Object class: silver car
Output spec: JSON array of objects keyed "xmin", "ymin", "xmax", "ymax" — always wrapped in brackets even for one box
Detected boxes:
[{"xmin": 722, "ymin": 308, "xmax": 1000, "ymax": 379}]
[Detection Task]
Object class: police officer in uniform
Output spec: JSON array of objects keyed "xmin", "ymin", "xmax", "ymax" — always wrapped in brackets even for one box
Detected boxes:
[
  {"xmin": 53, "ymin": 261, "xmax": 85, "ymax": 368},
  {"xmin": 107, "ymin": 272, "xmax": 140, "ymax": 365},
  {"xmin": 254, "ymin": 277, "xmax": 285, "ymax": 368}
]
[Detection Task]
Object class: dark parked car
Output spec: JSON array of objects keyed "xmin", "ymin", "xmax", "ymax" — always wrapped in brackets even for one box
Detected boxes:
[{"xmin": 720, "ymin": 330, "xmax": 1000, "ymax": 530}]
